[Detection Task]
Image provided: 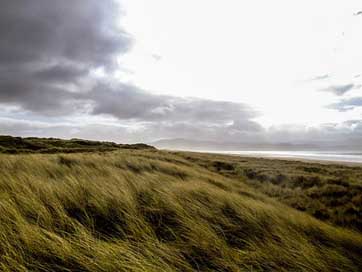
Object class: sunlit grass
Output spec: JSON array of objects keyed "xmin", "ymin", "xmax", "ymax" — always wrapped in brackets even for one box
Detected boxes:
[
  {"xmin": 0, "ymin": 150, "xmax": 361, "ymax": 271},
  {"xmin": 178, "ymin": 151, "xmax": 362, "ymax": 232}
]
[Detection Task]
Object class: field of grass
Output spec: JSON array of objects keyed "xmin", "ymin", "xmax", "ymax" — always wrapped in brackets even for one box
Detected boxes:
[
  {"xmin": 0, "ymin": 147, "xmax": 361, "ymax": 271},
  {"xmin": 177, "ymin": 152, "xmax": 362, "ymax": 232},
  {"xmin": 0, "ymin": 135, "xmax": 155, "ymax": 154}
]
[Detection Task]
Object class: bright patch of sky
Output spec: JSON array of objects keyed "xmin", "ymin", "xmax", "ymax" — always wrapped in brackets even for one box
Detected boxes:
[{"xmin": 118, "ymin": 0, "xmax": 362, "ymax": 128}]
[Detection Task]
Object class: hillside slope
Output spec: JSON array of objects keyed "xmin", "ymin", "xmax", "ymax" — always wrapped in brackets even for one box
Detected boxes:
[
  {"xmin": 0, "ymin": 150, "xmax": 361, "ymax": 271},
  {"xmin": 176, "ymin": 151, "xmax": 362, "ymax": 232},
  {"xmin": 0, "ymin": 135, "xmax": 155, "ymax": 154}
]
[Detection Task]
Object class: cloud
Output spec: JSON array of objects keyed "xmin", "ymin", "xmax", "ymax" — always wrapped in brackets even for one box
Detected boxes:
[
  {"xmin": 319, "ymin": 84, "xmax": 355, "ymax": 96},
  {"xmin": 3, "ymin": 116, "xmax": 362, "ymax": 149},
  {"xmin": 144, "ymin": 121, "xmax": 265, "ymax": 143},
  {"xmin": 0, "ymin": 114, "xmax": 264, "ymax": 144},
  {"xmin": 86, "ymin": 83, "xmax": 260, "ymax": 126},
  {"xmin": 310, "ymin": 74, "xmax": 330, "ymax": 81},
  {"xmin": 1, "ymin": 0, "xmax": 361, "ymax": 149},
  {"xmin": 264, "ymin": 121, "xmax": 362, "ymax": 149},
  {"xmin": 328, "ymin": 97, "xmax": 362, "ymax": 112},
  {"xmin": 152, "ymin": 54, "xmax": 162, "ymax": 62},
  {"xmin": 0, "ymin": 118, "xmax": 133, "ymax": 143},
  {"xmin": 0, "ymin": 0, "xmax": 130, "ymax": 68},
  {"xmin": 0, "ymin": 0, "xmax": 265, "ymax": 142},
  {"xmin": 0, "ymin": 0, "xmax": 131, "ymax": 114}
]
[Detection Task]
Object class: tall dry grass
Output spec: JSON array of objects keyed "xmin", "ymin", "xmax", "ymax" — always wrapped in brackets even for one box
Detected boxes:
[
  {"xmin": 0, "ymin": 150, "xmax": 361, "ymax": 271},
  {"xmin": 177, "ymin": 151, "xmax": 362, "ymax": 232}
]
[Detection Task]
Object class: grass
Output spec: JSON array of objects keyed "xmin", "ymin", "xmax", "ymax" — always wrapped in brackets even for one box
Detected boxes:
[
  {"xmin": 176, "ymin": 151, "xmax": 362, "ymax": 232},
  {"xmin": 0, "ymin": 148, "xmax": 361, "ymax": 271},
  {"xmin": 0, "ymin": 135, "xmax": 155, "ymax": 154}
]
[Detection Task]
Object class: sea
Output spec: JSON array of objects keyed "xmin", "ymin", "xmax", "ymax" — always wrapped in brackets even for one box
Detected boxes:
[{"xmin": 199, "ymin": 150, "xmax": 362, "ymax": 164}]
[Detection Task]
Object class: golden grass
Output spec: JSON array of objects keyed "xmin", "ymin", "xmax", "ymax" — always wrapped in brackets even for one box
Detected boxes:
[
  {"xmin": 0, "ymin": 150, "xmax": 361, "ymax": 271},
  {"xmin": 177, "ymin": 151, "xmax": 362, "ymax": 232}
]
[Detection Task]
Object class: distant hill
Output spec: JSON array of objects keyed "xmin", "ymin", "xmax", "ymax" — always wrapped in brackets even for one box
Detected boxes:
[{"xmin": 0, "ymin": 135, "xmax": 155, "ymax": 154}]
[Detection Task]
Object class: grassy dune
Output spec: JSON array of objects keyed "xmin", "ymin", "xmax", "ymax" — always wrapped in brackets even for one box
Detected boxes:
[
  {"xmin": 0, "ymin": 150, "xmax": 361, "ymax": 271},
  {"xmin": 177, "ymin": 152, "xmax": 362, "ymax": 232},
  {"xmin": 0, "ymin": 135, "xmax": 155, "ymax": 154}
]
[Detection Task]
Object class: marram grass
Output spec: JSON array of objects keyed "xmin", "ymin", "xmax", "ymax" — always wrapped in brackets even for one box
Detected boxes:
[{"xmin": 0, "ymin": 150, "xmax": 361, "ymax": 271}]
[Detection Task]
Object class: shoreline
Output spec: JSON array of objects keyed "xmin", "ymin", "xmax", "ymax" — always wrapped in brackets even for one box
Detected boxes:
[
  {"xmin": 236, "ymin": 154, "xmax": 362, "ymax": 167},
  {"xmin": 172, "ymin": 149, "xmax": 362, "ymax": 167}
]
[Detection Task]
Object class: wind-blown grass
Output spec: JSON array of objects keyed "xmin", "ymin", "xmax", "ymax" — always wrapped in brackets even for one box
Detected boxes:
[
  {"xmin": 177, "ymin": 151, "xmax": 362, "ymax": 232},
  {"xmin": 0, "ymin": 150, "xmax": 361, "ymax": 271},
  {"xmin": 0, "ymin": 135, "xmax": 155, "ymax": 154}
]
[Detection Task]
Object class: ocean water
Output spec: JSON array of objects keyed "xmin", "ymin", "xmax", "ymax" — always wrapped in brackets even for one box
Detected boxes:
[{"xmin": 201, "ymin": 150, "xmax": 362, "ymax": 164}]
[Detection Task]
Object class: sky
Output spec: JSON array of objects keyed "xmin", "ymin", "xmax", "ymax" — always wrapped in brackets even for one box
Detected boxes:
[{"xmin": 1, "ymin": 0, "xmax": 362, "ymax": 149}]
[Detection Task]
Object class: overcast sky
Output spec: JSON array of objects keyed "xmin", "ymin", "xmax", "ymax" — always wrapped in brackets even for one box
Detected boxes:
[{"xmin": 1, "ymin": 0, "xmax": 362, "ymax": 148}]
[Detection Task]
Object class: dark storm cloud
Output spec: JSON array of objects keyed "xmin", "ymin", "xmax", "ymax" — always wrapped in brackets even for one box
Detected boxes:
[
  {"xmin": 87, "ymin": 83, "xmax": 259, "ymax": 126},
  {"xmin": 33, "ymin": 65, "xmax": 89, "ymax": 84},
  {"xmin": 88, "ymin": 84, "xmax": 168, "ymax": 121},
  {"xmin": 0, "ymin": 0, "xmax": 264, "ymax": 139},
  {"xmin": 0, "ymin": 81, "xmax": 80, "ymax": 115},
  {"xmin": 0, "ymin": 0, "xmax": 131, "ymax": 114},
  {"xmin": 81, "ymin": 84, "xmax": 264, "ymax": 142},
  {"xmin": 328, "ymin": 97, "xmax": 362, "ymax": 112},
  {"xmin": 319, "ymin": 84, "xmax": 355, "ymax": 96},
  {"xmin": 0, "ymin": 0, "xmax": 129, "ymax": 68}
]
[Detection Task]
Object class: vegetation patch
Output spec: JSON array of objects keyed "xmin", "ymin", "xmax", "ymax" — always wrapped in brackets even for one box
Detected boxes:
[
  {"xmin": 177, "ymin": 151, "xmax": 362, "ymax": 232},
  {"xmin": 0, "ymin": 147, "xmax": 361, "ymax": 271},
  {"xmin": 0, "ymin": 135, "xmax": 155, "ymax": 154}
]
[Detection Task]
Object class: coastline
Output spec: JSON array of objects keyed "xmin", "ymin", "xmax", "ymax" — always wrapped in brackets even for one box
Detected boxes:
[{"xmin": 171, "ymin": 149, "xmax": 362, "ymax": 167}]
